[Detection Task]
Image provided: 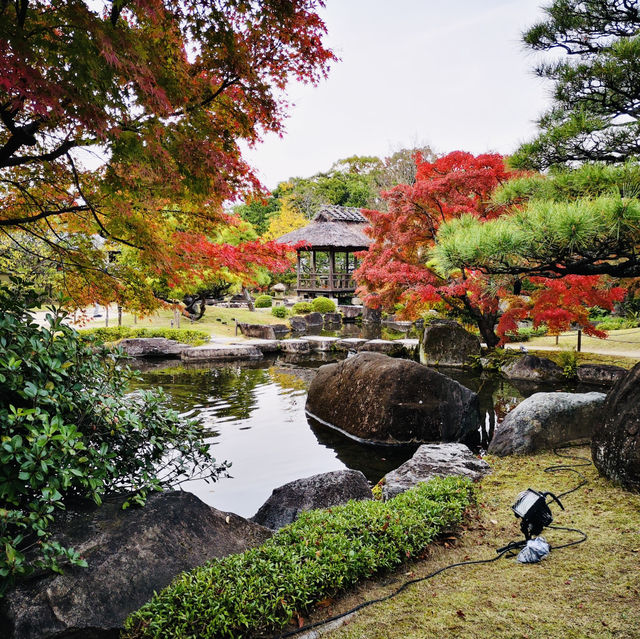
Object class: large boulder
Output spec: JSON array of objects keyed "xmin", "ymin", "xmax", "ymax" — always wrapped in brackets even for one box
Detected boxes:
[
  {"xmin": 501, "ymin": 354, "xmax": 563, "ymax": 382},
  {"xmin": 305, "ymin": 312, "xmax": 324, "ymax": 326},
  {"xmin": 251, "ymin": 470, "xmax": 372, "ymax": 530},
  {"xmin": 289, "ymin": 315, "xmax": 307, "ymax": 332},
  {"xmin": 305, "ymin": 352, "xmax": 482, "ymax": 445},
  {"xmin": 421, "ymin": 321, "xmax": 481, "ymax": 367},
  {"xmin": 592, "ymin": 363, "xmax": 640, "ymax": 492},
  {"xmin": 362, "ymin": 306, "xmax": 382, "ymax": 324},
  {"xmin": 382, "ymin": 443, "xmax": 491, "ymax": 500},
  {"xmin": 488, "ymin": 391, "xmax": 606, "ymax": 456},
  {"xmin": 117, "ymin": 337, "xmax": 189, "ymax": 358},
  {"xmin": 1, "ymin": 492, "xmax": 272, "ymax": 639}
]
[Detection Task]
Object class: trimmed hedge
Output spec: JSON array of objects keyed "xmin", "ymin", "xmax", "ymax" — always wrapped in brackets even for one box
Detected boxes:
[
  {"xmin": 292, "ymin": 301, "xmax": 313, "ymax": 314},
  {"xmin": 254, "ymin": 294, "xmax": 273, "ymax": 308},
  {"xmin": 271, "ymin": 305, "xmax": 288, "ymax": 318},
  {"xmin": 124, "ymin": 477, "xmax": 473, "ymax": 639},
  {"xmin": 311, "ymin": 296, "xmax": 336, "ymax": 313},
  {"xmin": 80, "ymin": 326, "xmax": 210, "ymax": 346}
]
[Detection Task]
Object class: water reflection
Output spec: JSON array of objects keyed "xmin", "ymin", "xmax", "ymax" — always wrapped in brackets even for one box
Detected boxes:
[{"xmin": 132, "ymin": 357, "xmax": 582, "ymax": 518}]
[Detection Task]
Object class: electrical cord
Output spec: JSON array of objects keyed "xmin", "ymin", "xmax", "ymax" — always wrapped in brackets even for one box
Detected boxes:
[{"xmin": 277, "ymin": 445, "xmax": 591, "ymax": 638}]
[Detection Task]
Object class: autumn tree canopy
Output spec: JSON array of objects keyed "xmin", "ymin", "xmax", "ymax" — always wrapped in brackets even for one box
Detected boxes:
[
  {"xmin": 0, "ymin": 0, "xmax": 335, "ymax": 307},
  {"xmin": 512, "ymin": 0, "xmax": 640, "ymax": 169}
]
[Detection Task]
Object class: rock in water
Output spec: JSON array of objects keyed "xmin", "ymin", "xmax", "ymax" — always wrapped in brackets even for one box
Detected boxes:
[
  {"xmin": 592, "ymin": 362, "xmax": 640, "ymax": 492},
  {"xmin": 488, "ymin": 391, "xmax": 606, "ymax": 456},
  {"xmin": 251, "ymin": 470, "xmax": 372, "ymax": 530},
  {"xmin": 117, "ymin": 337, "xmax": 189, "ymax": 358},
  {"xmin": 500, "ymin": 354, "xmax": 563, "ymax": 382},
  {"xmin": 1, "ymin": 492, "xmax": 272, "ymax": 639},
  {"xmin": 421, "ymin": 321, "xmax": 481, "ymax": 367},
  {"xmin": 382, "ymin": 443, "xmax": 490, "ymax": 500},
  {"xmin": 305, "ymin": 352, "xmax": 481, "ymax": 445}
]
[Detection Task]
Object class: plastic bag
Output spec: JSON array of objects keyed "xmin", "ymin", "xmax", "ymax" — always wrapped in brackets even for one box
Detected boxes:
[{"xmin": 517, "ymin": 536, "xmax": 550, "ymax": 563}]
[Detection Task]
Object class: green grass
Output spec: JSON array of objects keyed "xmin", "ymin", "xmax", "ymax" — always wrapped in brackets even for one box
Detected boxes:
[
  {"xmin": 308, "ymin": 448, "xmax": 640, "ymax": 639},
  {"xmin": 70, "ymin": 306, "xmax": 287, "ymax": 338}
]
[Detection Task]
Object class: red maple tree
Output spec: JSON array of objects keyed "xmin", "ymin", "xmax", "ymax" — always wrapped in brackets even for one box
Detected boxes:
[{"xmin": 356, "ymin": 151, "xmax": 625, "ymax": 347}]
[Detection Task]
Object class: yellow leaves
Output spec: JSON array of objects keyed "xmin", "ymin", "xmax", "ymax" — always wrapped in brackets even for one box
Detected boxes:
[{"xmin": 263, "ymin": 198, "xmax": 307, "ymax": 241}]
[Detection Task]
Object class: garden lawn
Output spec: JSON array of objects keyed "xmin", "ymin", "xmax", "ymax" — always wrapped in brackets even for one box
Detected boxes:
[
  {"xmin": 70, "ymin": 306, "xmax": 286, "ymax": 338},
  {"xmin": 320, "ymin": 447, "xmax": 639, "ymax": 639}
]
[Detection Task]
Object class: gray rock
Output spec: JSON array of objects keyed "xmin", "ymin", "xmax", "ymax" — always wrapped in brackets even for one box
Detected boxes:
[
  {"xmin": 338, "ymin": 305, "xmax": 363, "ymax": 321},
  {"xmin": 362, "ymin": 306, "xmax": 382, "ymax": 324},
  {"xmin": 382, "ymin": 443, "xmax": 491, "ymax": 500},
  {"xmin": 360, "ymin": 339, "xmax": 405, "ymax": 356},
  {"xmin": 577, "ymin": 364, "xmax": 626, "ymax": 385},
  {"xmin": 421, "ymin": 321, "xmax": 481, "ymax": 367},
  {"xmin": 251, "ymin": 470, "xmax": 372, "ymax": 530},
  {"xmin": 306, "ymin": 352, "xmax": 482, "ymax": 446},
  {"xmin": 289, "ymin": 315, "xmax": 307, "ymax": 332},
  {"xmin": 488, "ymin": 391, "xmax": 606, "ymax": 456},
  {"xmin": 301, "ymin": 336, "xmax": 339, "ymax": 352},
  {"xmin": 592, "ymin": 362, "xmax": 640, "ymax": 492},
  {"xmin": 334, "ymin": 338, "xmax": 368, "ymax": 352},
  {"xmin": 501, "ymin": 354, "xmax": 563, "ymax": 382},
  {"xmin": 237, "ymin": 323, "xmax": 288, "ymax": 340},
  {"xmin": 305, "ymin": 312, "xmax": 324, "ymax": 326},
  {"xmin": 323, "ymin": 312, "xmax": 342, "ymax": 324},
  {"xmin": 181, "ymin": 344, "xmax": 263, "ymax": 361},
  {"xmin": 1, "ymin": 492, "xmax": 271, "ymax": 639},
  {"xmin": 279, "ymin": 339, "xmax": 312, "ymax": 354},
  {"xmin": 117, "ymin": 337, "xmax": 189, "ymax": 358}
]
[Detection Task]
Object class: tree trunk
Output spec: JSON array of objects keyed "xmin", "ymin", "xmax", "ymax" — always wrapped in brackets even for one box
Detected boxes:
[
  {"xmin": 476, "ymin": 315, "xmax": 500, "ymax": 349},
  {"xmin": 242, "ymin": 287, "xmax": 255, "ymax": 312}
]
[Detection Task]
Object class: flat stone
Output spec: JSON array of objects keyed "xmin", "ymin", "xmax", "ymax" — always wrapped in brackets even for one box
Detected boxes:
[
  {"xmin": 117, "ymin": 337, "xmax": 189, "ymax": 358},
  {"xmin": 279, "ymin": 339, "xmax": 312, "ymax": 354},
  {"xmin": 300, "ymin": 336, "xmax": 340, "ymax": 352},
  {"xmin": 181, "ymin": 344, "xmax": 263, "ymax": 361},
  {"xmin": 237, "ymin": 323, "xmax": 288, "ymax": 340},
  {"xmin": 251, "ymin": 470, "xmax": 372, "ymax": 530},
  {"xmin": 360, "ymin": 339, "xmax": 405, "ymax": 356},
  {"xmin": 244, "ymin": 338, "xmax": 280, "ymax": 353},
  {"xmin": 577, "ymin": 364, "xmax": 627, "ymax": 385},
  {"xmin": 382, "ymin": 443, "xmax": 491, "ymax": 500},
  {"xmin": 334, "ymin": 338, "xmax": 369, "ymax": 352}
]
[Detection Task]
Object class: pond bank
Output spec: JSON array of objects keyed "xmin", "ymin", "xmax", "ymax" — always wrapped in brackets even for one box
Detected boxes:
[{"xmin": 295, "ymin": 446, "xmax": 639, "ymax": 639}]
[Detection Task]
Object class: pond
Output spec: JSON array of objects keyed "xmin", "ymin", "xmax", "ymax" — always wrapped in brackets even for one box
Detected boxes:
[{"xmin": 132, "ymin": 354, "xmax": 584, "ymax": 519}]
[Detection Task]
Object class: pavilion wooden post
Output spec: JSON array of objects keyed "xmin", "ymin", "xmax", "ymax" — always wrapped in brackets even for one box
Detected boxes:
[
  {"xmin": 329, "ymin": 250, "xmax": 335, "ymax": 293},
  {"xmin": 296, "ymin": 251, "xmax": 302, "ymax": 290}
]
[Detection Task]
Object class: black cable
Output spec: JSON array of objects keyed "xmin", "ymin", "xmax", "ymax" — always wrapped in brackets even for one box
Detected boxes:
[{"xmin": 277, "ymin": 446, "xmax": 591, "ymax": 639}]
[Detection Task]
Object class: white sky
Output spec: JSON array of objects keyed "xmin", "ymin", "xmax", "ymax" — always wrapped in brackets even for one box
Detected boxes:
[{"xmin": 244, "ymin": 0, "xmax": 553, "ymax": 190}]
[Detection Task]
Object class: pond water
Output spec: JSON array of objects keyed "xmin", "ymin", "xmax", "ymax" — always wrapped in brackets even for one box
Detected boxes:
[{"xmin": 133, "ymin": 354, "xmax": 585, "ymax": 518}]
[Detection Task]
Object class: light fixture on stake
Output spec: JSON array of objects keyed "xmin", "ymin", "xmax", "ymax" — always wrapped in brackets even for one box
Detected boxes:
[{"xmin": 511, "ymin": 488, "xmax": 564, "ymax": 540}]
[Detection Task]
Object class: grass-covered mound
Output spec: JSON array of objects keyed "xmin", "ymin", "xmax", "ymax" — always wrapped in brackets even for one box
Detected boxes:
[
  {"xmin": 80, "ymin": 326, "xmax": 209, "ymax": 345},
  {"xmin": 124, "ymin": 477, "xmax": 474, "ymax": 639}
]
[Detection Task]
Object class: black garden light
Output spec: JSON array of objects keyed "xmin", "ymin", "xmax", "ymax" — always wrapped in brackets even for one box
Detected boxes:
[{"xmin": 512, "ymin": 488, "xmax": 564, "ymax": 540}]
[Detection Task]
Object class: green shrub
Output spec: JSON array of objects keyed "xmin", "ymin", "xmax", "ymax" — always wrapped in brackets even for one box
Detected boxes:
[
  {"xmin": 124, "ymin": 477, "xmax": 473, "ymax": 639},
  {"xmin": 254, "ymin": 294, "xmax": 273, "ymax": 308},
  {"xmin": 505, "ymin": 325, "xmax": 548, "ymax": 342},
  {"xmin": 292, "ymin": 301, "xmax": 313, "ymax": 314},
  {"xmin": 271, "ymin": 305, "xmax": 288, "ymax": 318},
  {"xmin": 79, "ymin": 326, "xmax": 209, "ymax": 345},
  {"xmin": 311, "ymin": 296, "xmax": 336, "ymax": 313},
  {"xmin": 0, "ymin": 285, "xmax": 227, "ymax": 592},
  {"xmin": 594, "ymin": 315, "xmax": 639, "ymax": 330},
  {"xmin": 557, "ymin": 349, "xmax": 579, "ymax": 379}
]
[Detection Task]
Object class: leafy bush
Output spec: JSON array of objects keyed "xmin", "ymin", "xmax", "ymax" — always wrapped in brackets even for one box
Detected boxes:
[
  {"xmin": 505, "ymin": 325, "xmax": 548, "ymax": 342},
  {"xmin": 271, "ymin": 305, "xmax": 288, "ymax": 318},
  {"xmin": 124, "ymin": 477, "xmax": 473, "ymax": 639},
  {"xmin": 292, "ymin": 301, "xmax": 313, "ymax": 314},
  {"xmin": 594, "ymin": 315, "xmax": 639, "ymax": 330},
  {"xmin": 311, "ymin": 296, "xmax": 336, "ymax": 313},
  {"xmin": 0, "ymin": 285, "xmax": 226, "ymax": 592},
  {"xmin": 556, "ymin": 349, "xmax": 579, "ymax": 379},
  {"xmin": 79, "ymin": 326, "xmax": 209, "ymax": 345},
  {"xmin": 254, "ymin": 294, "xmax": 273, "ymax": 308}
]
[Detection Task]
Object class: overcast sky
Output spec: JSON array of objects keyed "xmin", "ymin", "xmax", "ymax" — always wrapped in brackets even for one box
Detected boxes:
[{"xmin": 243, "ymin": 0, "xmax": 553, "ymax": 190}]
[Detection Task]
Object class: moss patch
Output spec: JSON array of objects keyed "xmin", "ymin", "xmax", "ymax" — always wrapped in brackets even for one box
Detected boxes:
[{"xmin": 320, "ymin": 448, "xmax": 640, "ymax": 639}]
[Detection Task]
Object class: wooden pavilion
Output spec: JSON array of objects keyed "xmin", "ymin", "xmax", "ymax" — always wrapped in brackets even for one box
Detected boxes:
[{"xmin": 275, "ymin": 205, "xmax": 372, "ymax": 301}]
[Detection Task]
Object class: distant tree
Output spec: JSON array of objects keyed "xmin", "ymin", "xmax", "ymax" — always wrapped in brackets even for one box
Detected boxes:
[
  {"xmin": 513, "ymin": 0, "xmax": 640, "ymax": 169},
  {"xmin": 263, "ymin": 186, "xmax": 308, "ymax": 240}
]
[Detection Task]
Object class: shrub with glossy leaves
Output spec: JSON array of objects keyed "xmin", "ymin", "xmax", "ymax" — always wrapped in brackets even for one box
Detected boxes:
[
  {"xmin": 0, "ymin": 285, "xmax": 227, "ymax": 592},
  {"xmin": 124, "ymin": 477, "xmax": 473, "ymax": 639},
  {"xmin": 311, "ymin": 296, "xmax": 336, "ymax": 313}
]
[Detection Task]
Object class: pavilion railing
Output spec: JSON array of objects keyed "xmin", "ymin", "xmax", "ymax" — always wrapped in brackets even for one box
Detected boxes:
[{"xmin": 298, "ymin": 272, "xmax": 355, "ymax": 290}]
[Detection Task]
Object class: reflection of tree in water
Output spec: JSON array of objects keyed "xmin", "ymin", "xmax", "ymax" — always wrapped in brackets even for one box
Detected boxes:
[{"xmin": 137, "ymin": 366, "xmax": 270, "ymax": 421}]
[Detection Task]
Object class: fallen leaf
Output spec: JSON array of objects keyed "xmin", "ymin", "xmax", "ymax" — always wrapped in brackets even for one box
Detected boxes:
[{"xmin": 456, "ymin": 610, "xmax": 466, "ymax": 619}]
